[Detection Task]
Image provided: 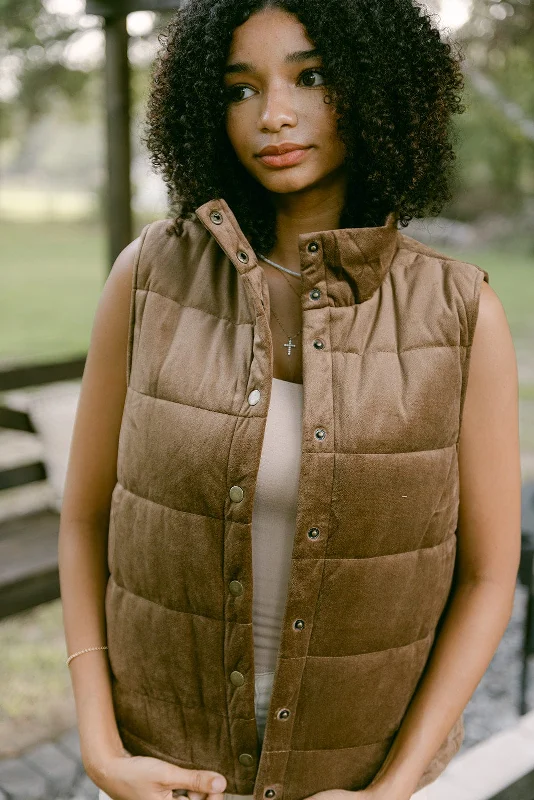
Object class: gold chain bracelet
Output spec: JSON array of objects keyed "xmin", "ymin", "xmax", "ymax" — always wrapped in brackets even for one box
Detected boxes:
[{"xmin": 66, "ymin": 645, "xmax": 108, "ymax": 667}]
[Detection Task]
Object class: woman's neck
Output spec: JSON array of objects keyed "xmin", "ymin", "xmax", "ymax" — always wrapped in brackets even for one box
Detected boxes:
[{"xmin": 266, "ymin": 174, "xmax": 348, "ymax": 273}]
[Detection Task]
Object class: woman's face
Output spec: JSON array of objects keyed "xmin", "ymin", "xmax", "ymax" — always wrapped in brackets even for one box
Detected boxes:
[{"xmin": 223, "ymin": 6, "xmax": 347, "ymax": 196}]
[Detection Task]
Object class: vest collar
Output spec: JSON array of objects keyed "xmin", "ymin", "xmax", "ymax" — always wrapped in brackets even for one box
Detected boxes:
[{"xmin": 195, "ymin": 197, "xmax": 400, "ymax": 303}]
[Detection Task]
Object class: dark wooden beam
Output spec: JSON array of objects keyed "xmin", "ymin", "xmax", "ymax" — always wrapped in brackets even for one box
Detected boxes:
[
  {"xmin": 0, "ymin": 356, "xmax": 86, "ymax": 391},
  {"xmin": 0, "ymin": 407, "xmax": 35, "ymax": 433},
  {"xmin": 0, "ymin": 464, "xmax": 47, "ymax": 492},
  {"xmin": 85, "ymin": 1, "xmax": 184, "ymax": 270},
  {"xmin": 0, "ymin": 511, "xmax": 62, "ymax": 620},
  {"xmin": 104, "ymin": 13, "xmax": 132, "ymax": 269}
]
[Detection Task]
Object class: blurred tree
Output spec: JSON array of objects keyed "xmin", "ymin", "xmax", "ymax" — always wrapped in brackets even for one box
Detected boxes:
[
  {"xmin": 450, "ymin": 0, "xmax": 534, "ymax": 218},
  {"xmin": 0, "ymin": 0, "xmax": 93, "ymax": 136},
  {"xmin": 463, "ymin": 0, "xmax": 534, "ymax": 120},
  {"xmin": 0, "ymin": 1, "xmax": 172, "ymax": 139}
]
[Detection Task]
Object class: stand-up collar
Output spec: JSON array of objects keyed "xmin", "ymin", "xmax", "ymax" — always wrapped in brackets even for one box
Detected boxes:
[{"xmin": 195, "ymin": 197, "xmax": 400, "ymax": 304}]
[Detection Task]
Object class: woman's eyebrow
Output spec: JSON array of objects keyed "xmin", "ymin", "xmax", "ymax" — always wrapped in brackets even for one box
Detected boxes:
[
  {"xmin": 224, "ymin": 48, "xmax": 321, "ymax": 75},
  {"xmin": 285, "ymin": 48, "xmax": 321, "ymax": 63}
]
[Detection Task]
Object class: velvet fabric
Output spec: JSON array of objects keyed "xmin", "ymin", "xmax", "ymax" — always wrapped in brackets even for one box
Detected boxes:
[{"xmin": 104, "ymin": 198, "xmax": 489, "ymax": 800}]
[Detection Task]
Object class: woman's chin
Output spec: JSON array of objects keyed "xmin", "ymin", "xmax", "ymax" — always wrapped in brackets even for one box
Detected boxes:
[{"xmin": 256, "ymin": 172, "xmax": 319, "ymax": 195}]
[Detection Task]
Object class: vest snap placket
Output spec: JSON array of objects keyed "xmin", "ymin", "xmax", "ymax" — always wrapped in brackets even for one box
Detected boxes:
[
  {"xmin": 230, "ymin": 670, "xmax": 245, "ymax": 686},
  {"xmin": 229, "ymin": 485, "xmax": 244, "ymax": 502},
  {"xmin": 229, "ymin": 580, "xmax": 243, "ymax": 596}
]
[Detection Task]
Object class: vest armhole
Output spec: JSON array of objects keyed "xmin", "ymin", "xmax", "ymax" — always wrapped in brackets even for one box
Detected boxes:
[
  {"xmin": 126, "ymin": 222, "xmax": 152, "ymax": 388},
  {"xmin": 458, "ymin": 265, "xmax": 487, "ymax": 438}
]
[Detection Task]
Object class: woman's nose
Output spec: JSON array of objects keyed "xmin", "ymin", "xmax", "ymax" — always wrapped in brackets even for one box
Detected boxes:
[{"xmin": 258, "ymin": 86, "xmax": 298, "ymax": 131}]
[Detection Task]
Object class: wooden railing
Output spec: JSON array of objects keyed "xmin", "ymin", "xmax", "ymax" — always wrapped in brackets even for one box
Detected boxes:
[{"xmin": 0, "ymin": 355, "xmax": 86, "ymax": 619}]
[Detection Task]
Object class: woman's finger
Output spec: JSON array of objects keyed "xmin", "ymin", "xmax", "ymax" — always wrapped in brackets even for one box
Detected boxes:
[{"xmin": 207, "ymin": 792, "xmax": 226, "ymax": 800}]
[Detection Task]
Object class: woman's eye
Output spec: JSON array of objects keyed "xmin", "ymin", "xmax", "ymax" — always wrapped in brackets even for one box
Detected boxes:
[
  {"xmin": 226, "ymin": 85, "xmax": 255, "ymax": 103},
  {"xmin": 299, "ymin": 69, "xmax": 325, "ymax": 87}
]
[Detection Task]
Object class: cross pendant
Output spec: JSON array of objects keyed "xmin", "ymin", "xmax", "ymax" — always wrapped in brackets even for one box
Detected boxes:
[{"xmin": 285, "ymin": 338, "xmax": 296, "ymax": 356}]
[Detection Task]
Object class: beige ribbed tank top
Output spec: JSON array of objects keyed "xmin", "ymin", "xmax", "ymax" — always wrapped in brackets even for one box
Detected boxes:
[{"xmin": 252, "ymin": 376, "xmax": 304, "ymax": 677}]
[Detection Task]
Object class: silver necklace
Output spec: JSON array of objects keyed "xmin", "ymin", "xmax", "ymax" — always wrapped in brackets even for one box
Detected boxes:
[
  {"xmin": 258, "ymin": 253, "xmax": 301, "ymax": 359},
  {"xmin": 258, "ymin": 253, "xmax": 301, "ymax": 278}
]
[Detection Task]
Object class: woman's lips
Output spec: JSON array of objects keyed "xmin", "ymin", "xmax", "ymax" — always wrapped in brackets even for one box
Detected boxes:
[{"xmin": 257, "ymin": 147, "xmax": 312, "ymax": 168}]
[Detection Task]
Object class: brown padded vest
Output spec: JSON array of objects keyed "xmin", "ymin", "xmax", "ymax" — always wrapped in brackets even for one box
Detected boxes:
[{"xmin": 105, "ymin": 197, "xmax": 489, "ymax": 800}]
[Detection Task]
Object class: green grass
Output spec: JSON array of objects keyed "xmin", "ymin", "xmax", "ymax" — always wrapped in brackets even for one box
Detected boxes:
[
  {"xmin": 0, "ymin": 221, "xmax": 108, "ymax": 365},
  {"xmin": 0, "ymin": 218, "xmax": 153, "ymax": 366},
  {"xmin": 0, "ymin": 599, "xmax": 75, "ymax": 758},
  {"xmin": 0, "ymin": 601, "xmax": 68, "ymax": 717}
]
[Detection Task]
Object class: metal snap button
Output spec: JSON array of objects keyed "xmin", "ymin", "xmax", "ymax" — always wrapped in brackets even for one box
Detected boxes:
[
  {"xmin": 313, "ymin": 339, "xmax": 325, "ymax": 350},
  {"xmin": 294, "ymin": 619, "xmax": 305, "ymax": 630},
  {"xmin": 307, "ymin": 241, "xmax": 319, "ymax": 253},
  {"xmin": 237, "ymin": 250, "xmax": 249, "ymax": 263},
  {"xmin": 307, "ymin": 527, "xmax": 320, "ymax": 539},
  {"xmin": 314, "ymin": 428, "xmax": 326, "ymax": 441},
  {"xmin": 229, "ymin": 485, "xmax": 244, "ymax": 502},
  {"xmin": 248, "ymin": 389, "xmax": 261, "ymax": 406},
  {"xmin": 229, "ymin": 580, "xmax": 244, "ymax": 596},
  {"xmin": 277, "ymin": 708, "xmax": 290, "ymax": 719},
  {"xmin": 230, "ymin": 670, "xmax": 245, "ymax": 686},
  {"xmin": 239, "ymin": 753, "xmax": 254, "ymax": 766},
  {"xmin": 265, "ymin": 791, "xmax": 276, "ymax": 799},
  {"xmin": 310, "ymin": 288, "xmax": 321, "ymax": 300},
  {"xmin": 210, "ymin": 210, "xmax": 223, "ymax": 224}
]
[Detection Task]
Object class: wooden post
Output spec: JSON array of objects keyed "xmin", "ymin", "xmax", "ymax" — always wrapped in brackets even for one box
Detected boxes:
[{"xmin": 104, "ymin": 13, "xmax": 132, "ymax": 271}]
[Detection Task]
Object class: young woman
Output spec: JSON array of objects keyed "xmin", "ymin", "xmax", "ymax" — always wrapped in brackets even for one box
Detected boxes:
[{"xmin": 59, "ymin": 2, "xmax": 521, "ymax": 800}]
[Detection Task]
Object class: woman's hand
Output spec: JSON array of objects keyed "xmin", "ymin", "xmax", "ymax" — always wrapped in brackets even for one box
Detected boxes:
[{"xmin": 92, "ymin": 749, "xmax": 227, "ymax": 800}]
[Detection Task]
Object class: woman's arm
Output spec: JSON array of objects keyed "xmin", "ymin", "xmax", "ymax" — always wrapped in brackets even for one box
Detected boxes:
[
  {"xmin": 366, "ymin": 279, "xmax": 522, "ymax": 799},
  {"xmin": 58, "ymin": 237, "xmax": 139, "ymax": 781},
  {"xmin": 59, "ymin": 237, "xmax": 229, "ymax": 800}
]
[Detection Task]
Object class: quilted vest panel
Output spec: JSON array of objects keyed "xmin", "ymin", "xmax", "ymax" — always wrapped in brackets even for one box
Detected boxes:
[{"xmin": 105, "ymin": 198, "xmax": 489, "ymax": 800}]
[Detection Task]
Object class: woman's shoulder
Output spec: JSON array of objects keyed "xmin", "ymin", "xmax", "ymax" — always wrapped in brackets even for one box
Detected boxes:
[{"xmin": 141, "ymin": 214, "xmax": 209, "ymax": 245}]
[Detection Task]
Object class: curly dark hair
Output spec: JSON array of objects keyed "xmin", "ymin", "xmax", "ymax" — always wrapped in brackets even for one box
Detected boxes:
[{"xmin": 143, "ymin": 0, "xmax": 466, "ymax": 252}]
